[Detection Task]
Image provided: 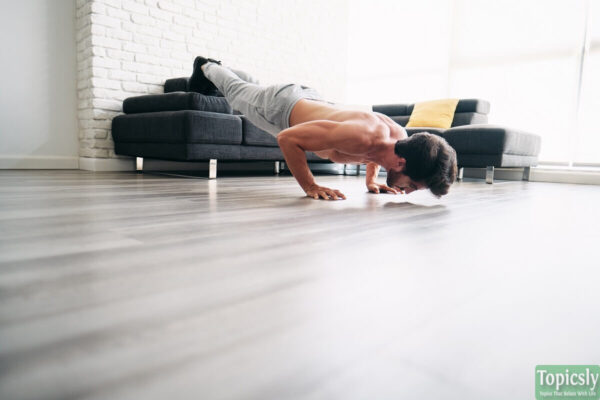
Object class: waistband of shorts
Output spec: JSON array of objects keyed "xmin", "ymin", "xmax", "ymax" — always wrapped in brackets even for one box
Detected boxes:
[{"xmin": 282, "ymin": 94, "xmax": 327, "ymax": 130}]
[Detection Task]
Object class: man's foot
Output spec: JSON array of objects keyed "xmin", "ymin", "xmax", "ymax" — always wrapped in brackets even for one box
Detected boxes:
[{"xmin": 189, "ymin": 56, "xmax": 222, "ymax": 95}]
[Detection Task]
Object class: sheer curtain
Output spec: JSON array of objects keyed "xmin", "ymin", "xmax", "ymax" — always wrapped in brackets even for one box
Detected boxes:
[{"xmin": 346, "ymin": 0, "xmax": 598, "ymax": 165}]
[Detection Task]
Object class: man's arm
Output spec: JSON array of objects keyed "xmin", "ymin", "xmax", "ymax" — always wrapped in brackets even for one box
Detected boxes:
[
  {"xmin": 365, "ymin": 162, "xmax": 398, "ymax": 194},
  {"xmin": 277, "ymin": 120, "xmax": 374, "ymax": 200},
  {"xmin": 366, "ymin": 162, "xmax": 380, "ymax": 185}
]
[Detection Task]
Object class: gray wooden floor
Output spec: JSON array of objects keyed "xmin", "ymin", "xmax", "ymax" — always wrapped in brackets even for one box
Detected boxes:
[{"xmin": 0, "ymin": 170, "xmax": 599, "ymax": 400}]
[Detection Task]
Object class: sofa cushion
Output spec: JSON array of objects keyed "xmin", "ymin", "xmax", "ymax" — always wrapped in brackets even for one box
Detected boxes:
[
  {"xmin": 405, "ymin": 127, "xmax": 447, "ymax": 136},
  {"xmin": 443, "ymin": 124, "xmax": 541, "ymax": 156},
  {"xmin": 457, "ymin": 153, "xmax": 538, "ymax": 168},
  {"xmin": 164, "ymin": 77, "xmax": 189, "ymax": 93},
  {"xmin": 374, "ymin": 98, "xmax": 490, "ymax": 117},
  {"xmin": 390, "ymin": 116, "xmax": 410, "ymax": 126},
  {"xmin": 457, "ymin": 98, "xmax": 490, "ymax": 114},
  {"xmin": 164, "ymin": 77, "xmax": 225, "ymax": 96},
  {"xmin": 241, "ymin": 116, "xmax": 279, "ymax": 147},
  {"xmin": 112, "ymin": 110, "xmax": 242, "ymax": 145},
  {"xmin": 451, "ymin": 112, "xmax": 488, "ymax": 127},
  {"xmin": 408, "ymin": 99, "xmax": 490, "ymax": 115},
  {"xmin": 406, "ymin": 99, "xmax": 459, "ymax": 129},
  {"xmin": 123, "ymin": 92, "xmax": 232, "ymax": 114},
  {"xmin": 240, "ymin": 146, "xmax": 283, "ymax": 160},
  {"xmin": 391, "ymin": 114, "xmax": 487, "ymax": 128},
  {"xmin": 373, "ymin": 104, "xmax": 409, "ymax": 116}
]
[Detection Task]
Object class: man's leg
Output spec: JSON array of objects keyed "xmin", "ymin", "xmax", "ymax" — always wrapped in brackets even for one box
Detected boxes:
[
  {"xmin": 202, "ymin": 63, "xmax": 262, "ymax": 115},
  {"xmin": 203, "ymin": 62, "xmax": 280, "ymax": 135},
  {"xmin": 229, "ymin": 68, "xmax": 259, "ymax": 85}
]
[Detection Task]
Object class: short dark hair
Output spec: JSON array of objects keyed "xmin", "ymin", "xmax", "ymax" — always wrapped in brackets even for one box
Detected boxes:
[{"xmin": 394, "ymin": 132, "xmax": 457, "ymax": 197}]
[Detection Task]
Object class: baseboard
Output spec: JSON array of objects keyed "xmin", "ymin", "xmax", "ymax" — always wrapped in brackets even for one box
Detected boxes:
[
  {"xmin": 79, "ymin": 156, "xmax": 135, "ymax": 171},
  {"xmin": 531, "ymin": 168, "xmax": 600, "ymax": 185},
  {"xmin": 0, "ymin": 155, "xmax": 79, "ymax": 169}
]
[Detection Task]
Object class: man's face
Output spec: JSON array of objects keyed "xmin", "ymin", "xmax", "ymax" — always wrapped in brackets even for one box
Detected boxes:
[{"xmin": 386, "ymin": 168, "xmax": 426, "ymax": 194}]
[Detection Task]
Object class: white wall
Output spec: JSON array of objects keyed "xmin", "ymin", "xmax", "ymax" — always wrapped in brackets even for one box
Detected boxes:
[
  {"xmin": 0, "ymin": 0, "xmax": 79, "ymax": 169},
  {"xmin": 77, "ymin": 0, "xmax": 349, "ymax": 169}
]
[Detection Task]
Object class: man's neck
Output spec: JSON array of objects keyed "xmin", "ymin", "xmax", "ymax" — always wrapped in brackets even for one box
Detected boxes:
[{"xmin": 364, "ymin": 140, "xmax": 397, "ymax": 170}]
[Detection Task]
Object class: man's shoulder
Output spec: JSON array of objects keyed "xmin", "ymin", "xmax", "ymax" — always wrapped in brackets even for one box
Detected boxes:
[{"xmin": 342, "ymin": 112, "xmax": 386, "ymax": 129}]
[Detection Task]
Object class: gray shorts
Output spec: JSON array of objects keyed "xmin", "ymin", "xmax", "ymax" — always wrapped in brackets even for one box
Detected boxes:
[
  {"xmin": 204, "ymin": 63, "xmax": 326, "ymax": 136},
  {"xmin": 257, "ymin": 83, "xmax": 325, "ymax": 136}
]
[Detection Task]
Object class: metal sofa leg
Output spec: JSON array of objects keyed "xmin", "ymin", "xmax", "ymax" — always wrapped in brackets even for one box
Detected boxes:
[
  {"xmin": 457, "ymin": 167, "xmax": 464, "ymax": 181},
  {"xmin": 274, "ymin": 161, "xmax": 280, "ymax": 174},
  {"xmin": 356, "ymin": 164, "xmax": 361, "ymax": 176},
  {"xmin": 485, "ymin": 166, "xmax": 494, "ymax": 184},
  {"xmin": 136, "ymin": 157, "xmax": 143, "ymax": 172},
  {"xmin": 522, "ymin": 166, "xmax": 531, "ymax": 181},
  {"xmin": 209, "ymin": 159, "xmax": 217, "ymax": 179},
  {"xmin": 343, "ymin": 164, "xmax": 347, "ymax": 175}
]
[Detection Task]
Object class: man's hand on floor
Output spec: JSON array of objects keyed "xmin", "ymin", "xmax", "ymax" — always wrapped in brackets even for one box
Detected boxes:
[
  {"xmin": 305, "ymin": 183, "xmax": 346, "ymax": 200},
  {"xmin": 366, "ymin": 182, "xmax": 398, "ymax": 194}
]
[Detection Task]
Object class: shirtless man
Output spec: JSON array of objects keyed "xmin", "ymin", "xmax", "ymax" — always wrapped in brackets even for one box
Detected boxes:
[{"xmin": 189, "ymin": 57, "xmax": 457, "ymax": 200}]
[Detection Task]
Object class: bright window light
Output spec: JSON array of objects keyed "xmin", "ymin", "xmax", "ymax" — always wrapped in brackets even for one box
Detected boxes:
[{"xmin": 347, "ymin": 0, "xmax": 598, "ymax": 165}]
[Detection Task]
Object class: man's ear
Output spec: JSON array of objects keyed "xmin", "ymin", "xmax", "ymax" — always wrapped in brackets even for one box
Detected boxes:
[{"xmin": 397, "ymin": 157, "xmax": 406, "ymax": 171}]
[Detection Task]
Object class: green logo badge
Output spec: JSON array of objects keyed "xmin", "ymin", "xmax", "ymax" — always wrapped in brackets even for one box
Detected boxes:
[{"xmin": 536, "ymin": 365, "xmax": 600, "ymax": 400}]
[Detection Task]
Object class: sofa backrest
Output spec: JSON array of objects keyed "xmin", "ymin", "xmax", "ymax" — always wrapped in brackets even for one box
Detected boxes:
[
  {"xmin": 164, "ymin": 79, "xmax": 489, "ymax": 127},
  {"xmin": 122, "ymin": 92, "xmax": 232, "ymax": 115},
  {"xmin": 164, "ymin": 77, "xmax": 190, "ymax": 93},
  {"xmin": 373, "ymin": 98, "xmax": 490, "ymax": 127}
]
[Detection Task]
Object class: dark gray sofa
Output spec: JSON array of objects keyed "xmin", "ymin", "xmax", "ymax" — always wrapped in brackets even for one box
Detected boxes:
[{"xmin": 112, "ymin": 77, "xmax": 541, "ymax": 183}]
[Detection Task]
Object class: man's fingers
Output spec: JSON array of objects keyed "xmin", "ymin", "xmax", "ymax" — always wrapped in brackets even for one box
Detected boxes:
[
  {"xmin": 326, "ymin": 188, "xmax": 346, "ymax": 200},
  {"xmin": 334, "ymin": 190, "xmax": 346, "ymax": 199},
  {"xmin": 381, "ymin": 185, "xmax": 398, "ymax": 194},
  {"xmin": 308, "ymin": 187, "xmax": 346, "ymax": 200}
]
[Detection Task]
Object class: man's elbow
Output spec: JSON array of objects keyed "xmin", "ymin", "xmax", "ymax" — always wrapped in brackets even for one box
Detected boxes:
[
  {"xmin": 277, "ymin": 130, "xmax": 296, "ymax": 149},
  {"xmin": 277, "ymin": 132, "xmax": 287, "ymax": 147}
]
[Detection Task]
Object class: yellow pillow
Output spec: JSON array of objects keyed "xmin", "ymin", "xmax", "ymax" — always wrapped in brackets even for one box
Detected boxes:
[{"xmin": 406, "ymin": 98, "xmax": 459, "ymax": 129}]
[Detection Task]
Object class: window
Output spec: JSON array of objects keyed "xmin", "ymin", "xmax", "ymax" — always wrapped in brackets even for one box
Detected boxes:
[{"xmin": 347, "ymin": 0, "xmax": 598, "ymax": 165}]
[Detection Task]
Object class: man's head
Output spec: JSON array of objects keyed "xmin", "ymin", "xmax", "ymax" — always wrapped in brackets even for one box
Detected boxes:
[{"xmin": 386, "ymin": 132, "xmax": 457, "ymax": 197}]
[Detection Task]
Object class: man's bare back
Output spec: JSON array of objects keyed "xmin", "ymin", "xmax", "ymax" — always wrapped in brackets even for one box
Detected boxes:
[{"xmin": 290, "ymin": 99, "xmax": 407, "ymax": 163}]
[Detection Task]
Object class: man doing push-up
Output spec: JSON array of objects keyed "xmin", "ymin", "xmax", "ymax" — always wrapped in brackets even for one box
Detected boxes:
[{"xmin": 189, "ymin": 57, "xmax": 457, "ymax": 200}]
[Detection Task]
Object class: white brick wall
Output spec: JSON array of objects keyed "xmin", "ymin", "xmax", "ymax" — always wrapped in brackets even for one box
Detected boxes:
[{"xmin": 76, "ymin": 0, "xmax": 348, "ymax": 160}]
